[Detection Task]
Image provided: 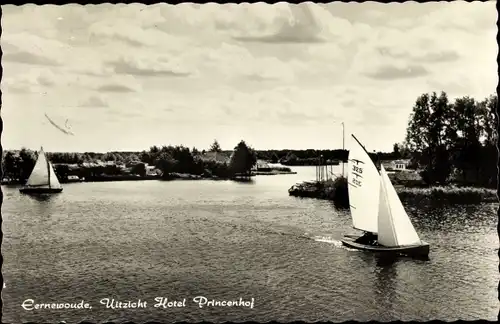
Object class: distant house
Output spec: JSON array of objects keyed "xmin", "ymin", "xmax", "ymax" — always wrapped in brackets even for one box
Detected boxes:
[
  {"xmin": 67, "ymin": 175, "xmax": 82, "ymax": 182},
  {"xmin": 198, "ymin": 152, "xmax": 231, "ymax": 164},
  {"xmin": 81, "ymin": 162, "xmax": 99, "ymax": 168},
  {"xmin": 252, "ymin": 160, "xmax": 271, "ymax": 171},
  {"xmin": 381, "ymin": 159, "xmax": 411, "ymax": 171},
  {"xmin": 145, "ymin": 165, "xmax": 162, "ymax": 176}
]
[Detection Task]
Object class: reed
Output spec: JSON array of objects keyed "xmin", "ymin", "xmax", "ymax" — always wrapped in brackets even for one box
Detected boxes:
[{"xmin": 396, "ymin": 186, "xmax": 497, "ymax": 204}]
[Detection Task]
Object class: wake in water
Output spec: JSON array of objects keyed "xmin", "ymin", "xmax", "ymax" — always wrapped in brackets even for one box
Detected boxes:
[{"xmin": 311, "ymin": 235, "xmax": 359, "ymax": 251}]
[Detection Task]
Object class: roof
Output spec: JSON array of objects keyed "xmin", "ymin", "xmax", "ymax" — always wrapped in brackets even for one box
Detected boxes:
[{"xmin": 380, "ymin": 159, "xmax": 411, "ymax": 164}]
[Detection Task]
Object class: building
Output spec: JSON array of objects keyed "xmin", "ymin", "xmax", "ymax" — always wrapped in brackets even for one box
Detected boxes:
[
  {"xmin": 145, "ymin": 165, "xmax": 162, "ymax": 176},
  {"xmin": 252, "ymin": 160, "xmax": 271, "ymax": 171},
  {"xmin": 381, "ymin": 159, "xmax": 411, "ymax": 171}
]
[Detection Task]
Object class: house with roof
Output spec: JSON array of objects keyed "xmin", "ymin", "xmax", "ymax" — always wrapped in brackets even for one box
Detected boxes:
[
  {"xmin": 252, "ymin": 159, "xmax": 271, "ymax": 171},
  {"xmin": 380, "ymin": 159, "xmax": 412, "ymax": 171}
]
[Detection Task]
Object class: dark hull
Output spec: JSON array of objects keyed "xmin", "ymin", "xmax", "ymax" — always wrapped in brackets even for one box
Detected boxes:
[
  {"xmin": 20, "ymin": 187, "xmax": 63, "ymax": 194},
  {"xmin": 341, "ymin": 236, "xmax": 430, "ymax": 258}
]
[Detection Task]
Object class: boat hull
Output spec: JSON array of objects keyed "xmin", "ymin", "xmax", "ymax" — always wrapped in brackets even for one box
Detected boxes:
[
  {"xmin": 341, "ymin": 236, "xmax": 430, "ymax": 258},
  {"xmin": 20, "ymin": 187, "xmax": 63, "ymax": 194}
]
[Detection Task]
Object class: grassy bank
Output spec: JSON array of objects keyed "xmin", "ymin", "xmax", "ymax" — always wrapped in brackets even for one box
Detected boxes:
[
  {"xmin": 289, "ymin": 178, "xmax": 497, "ymax": 206},
  {"xmin": 397, "ymin": 186, "xmax": 498, "ymax": 204}
]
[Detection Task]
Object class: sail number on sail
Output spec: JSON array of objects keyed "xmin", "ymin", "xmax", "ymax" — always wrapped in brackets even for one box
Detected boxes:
[{"xmin": 351, "ymin": 164, "xmax": 363, "ymax": 187}]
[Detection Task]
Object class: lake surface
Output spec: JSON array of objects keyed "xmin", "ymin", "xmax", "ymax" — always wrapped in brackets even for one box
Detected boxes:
[{"xmin": 2, "ymin": 166, "xmax": 498, "ymax": 322}]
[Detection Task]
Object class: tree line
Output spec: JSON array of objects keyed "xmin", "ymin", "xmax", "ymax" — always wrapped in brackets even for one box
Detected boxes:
[
  {"xmin": 396, "ymin": 91, "xmax": 497, "ymax": 188},
  {"xmin": 2, "ymin": 140, "xmax": 258, "ymax": 183}
]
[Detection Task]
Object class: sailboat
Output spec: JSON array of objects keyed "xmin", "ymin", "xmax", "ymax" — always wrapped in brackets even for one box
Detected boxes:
[
  {"xmin": 19, "ymin": 147, "xmax": 63, "ymax": 194},
  {"xmin": 341, "ymin": 135, "xmax": 429, "ymax": 258}
]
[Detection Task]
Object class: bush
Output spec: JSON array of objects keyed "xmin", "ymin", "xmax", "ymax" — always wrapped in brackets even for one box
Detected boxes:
[
  {"xmin": 332, "ymin": 176, "xmax": 349, "ymax": 208},
  {"xmin": 397, "ymin": 186, "xmax": 497, "ymax": 204}
]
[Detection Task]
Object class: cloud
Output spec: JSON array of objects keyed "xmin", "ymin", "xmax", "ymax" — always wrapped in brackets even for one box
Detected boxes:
[
  {"xmin": 377, "ymin": 46, "xmax": 460, "ymax": 63},
  {"xmin": 79, "ymin": 95, "xmax": 109, "ymax": 107},
  {"xmin": 87, "ymin": 14, "xmax": 174, "ymax": 48},
  {"xmin": 2, "ymin": 48, "xmax": 61, "ymax": 66},
  {"xmin": 233, "ymin": 3, "xmax": 348, "ymax": 44},
  {"xmin": 1, "ymin": 33, "xmax": 67, "ymax": 66},
  {"xmin": 106, "ymin": 56, "xmax": 192, "ymax": 77},
  {"xmin": 36, "ymin": 71, "xmax": 56, "ymax": 86},
  {"xmin": 198, "ymin": 42, "xmax": 297, "ymax": 82},
  {"xmin": 365, "ymin": 64, "xmax": 429, "ymax": 80},
  {"xmin": 97, "ymin": 84, "xmax": 136, "ymax": 93},
  {"xmin": 416, "ymin": 50, "xmax": 460, "ymax": 63},
  {"xmin": 94, "ymin": 74, "xmax": 142, "ymax": 93},
  {"xmin": 3, "ymin": 68, "xmax": 58, "ymax": 92},
  {"xmin": 1, "ymin": 2, "xmax": 496, "ymax": 152}
]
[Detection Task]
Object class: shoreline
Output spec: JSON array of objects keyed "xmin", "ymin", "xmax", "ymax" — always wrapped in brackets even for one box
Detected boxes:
[
  {"xmin": 2, "ymin": 170, "xmax": 298, "ymax": 186},
  {"xmin": 288, "ymin": 180, "xmax": 497, "ymax": 205}
]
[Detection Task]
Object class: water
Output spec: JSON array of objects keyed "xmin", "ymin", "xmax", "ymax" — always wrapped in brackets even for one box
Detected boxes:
[{"xmin": 2, "ymin": 166, "xmax": 498, "ymax": 322}]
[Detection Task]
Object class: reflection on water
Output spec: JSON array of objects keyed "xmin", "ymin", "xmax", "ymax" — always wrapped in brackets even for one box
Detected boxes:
[
  {"xmin": 1, "ymin": 166, "xmax": 497, "ymax": 322},
  {"xmin": 232, "ymin": 177, "xmax": 256, "ymax": 184},
  {"xmin": 23, "ymin": 193, "xmax": 58, "ymax": 202},
  {"xmin": 373, "ymin": 257, "xmax": 398, "ymax": 319}
]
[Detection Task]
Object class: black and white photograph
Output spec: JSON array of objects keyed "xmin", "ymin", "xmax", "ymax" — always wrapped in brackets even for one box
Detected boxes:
[{"xmin": 1, "ymin": 1, "xmax": 498, "ymax": 322}]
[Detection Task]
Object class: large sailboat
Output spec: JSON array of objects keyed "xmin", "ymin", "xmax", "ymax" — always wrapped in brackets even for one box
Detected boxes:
[
  {"xmin": 341, "ymin": 135, "xmax": 429, "ymax": 258},
  {"xmin": 19, "ymin": 147, "xmax": 63, "ymax": 194}
]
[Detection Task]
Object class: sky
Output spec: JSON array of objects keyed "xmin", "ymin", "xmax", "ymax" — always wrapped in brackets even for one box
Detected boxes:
[{"xmin": 1, "ymin": 2, "xmax": 497, "ymax": 153}]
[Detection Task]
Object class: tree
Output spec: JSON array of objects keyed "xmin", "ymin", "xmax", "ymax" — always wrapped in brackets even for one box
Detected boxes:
[
  {"xmin": 131, "ymin": 162, "xmax": 147, "ymax": 177},
  {"xmin": 154, "ymin": 152, "xmax": 177, "ymax": 175},
  {"xmin": 54, "ymin": 164, "xmax": 70, "ymax": 182},
  {"xmin": 125, "ymin": 154, "xmax": 139, "ymax": 164},
  {"xmin": 103, "ymin": 153, "xmax": 116, "ymax": 162},
  {"xmin": 19, "ymin": 148, "xmax": 36, "ymax": 182},
  {"xmin": 229, "ymin": 140, "xmax": 257, "ymax": 176},
  {"xmin": 270, "ymin": 152, "xmax": 279, "ymax": 164},
  {"xmin": 405, "ymin": 92, "xmax": 454, "ymax": 184},
  {"xmin": 209, "ymin": 140, "xmax": 222, "ymax": 153},
  {"xmin": 392, "ymin": 143, "xmax": 401, "ymax": 159},
  {"xmin": 477, "ymin": 94, "xmax": 497, "ymax": 147},
  {"xmin": 3, "ymin": 151, "xmax": 20, "ymax": 180},
  {"xmin": 170, "ymin": 146, "xmax": 195, "ymax": 173},
  {"xmin": 449, "ymin": 96, "xmax": 483, "ymax": 182}
]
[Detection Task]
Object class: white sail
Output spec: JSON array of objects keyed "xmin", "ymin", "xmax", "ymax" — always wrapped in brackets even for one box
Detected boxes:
[
  {"xmin": 25, "ymin": 148, "xmax": 50, "ymax": 187},
  {"xmin": 48, "ymin": 161, "xmax": 62, "ymax": 188},
  {"xmin": 377, "ymin": 168, "xmax": 399, "ymax": 246},
  {"xmin": 25, "ymin": 148, "xmax": 62, "ymax": 188},
  {"xmin": 378, "ymin": 165, "xmax": 421, "ymax": 247},
  {"xmin": 347, "ymin": 135, "xmax": 379, "ymax": 234}
]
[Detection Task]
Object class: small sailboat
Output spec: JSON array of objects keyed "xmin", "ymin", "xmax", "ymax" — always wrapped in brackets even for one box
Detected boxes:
[
  {"xmin": 341, "ymin": 135, "xmax": 429, "ymax": 258},
  {"xmin": 19, "ymin": 147, "xmax": 63, "ymax": 194}
]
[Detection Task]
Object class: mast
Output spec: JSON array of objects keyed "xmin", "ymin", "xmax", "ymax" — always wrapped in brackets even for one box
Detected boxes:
[
  {"xmin": 341, "ymin": 122, "xmax": 345, "ymax": 176},
  {"xmin": 43, "ymin": 147, "xmax": 51, "ymax": 189}
]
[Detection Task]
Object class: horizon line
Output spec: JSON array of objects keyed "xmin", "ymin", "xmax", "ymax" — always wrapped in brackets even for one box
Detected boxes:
[{"xmin": 1, "ymin": 146, "xmax": 401, "ymax": 154}]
